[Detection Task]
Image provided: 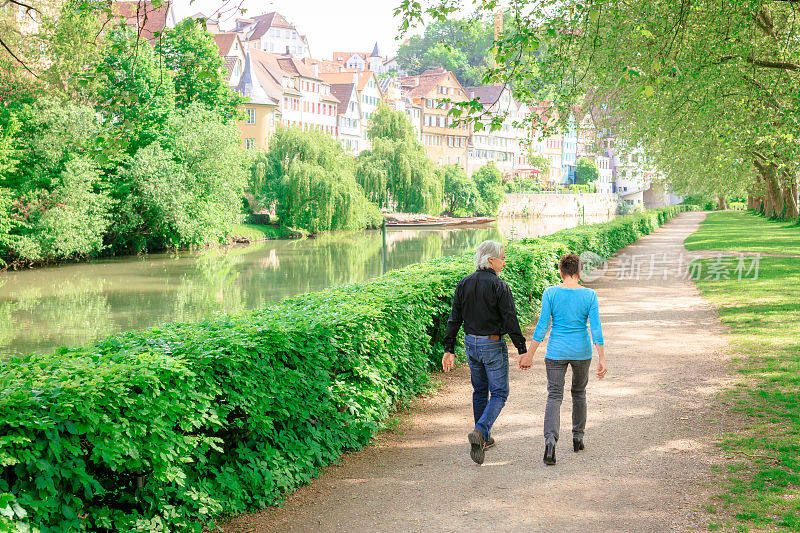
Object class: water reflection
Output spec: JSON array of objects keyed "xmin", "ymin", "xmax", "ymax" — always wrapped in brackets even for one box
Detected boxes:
[{"xmin": 0, "ymin": 214, "xmax": 609, "ymax": 356}]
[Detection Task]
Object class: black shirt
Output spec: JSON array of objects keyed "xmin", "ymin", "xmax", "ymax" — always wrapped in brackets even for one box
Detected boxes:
[{"xmin": 443, "ymin": 268, "xmax": 528, "ymax": 355}]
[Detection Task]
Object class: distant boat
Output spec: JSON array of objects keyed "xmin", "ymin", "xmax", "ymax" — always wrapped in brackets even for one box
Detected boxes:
[{"xmin": 385, "ymin": 216, "xmax": 496, "ymax": 228}]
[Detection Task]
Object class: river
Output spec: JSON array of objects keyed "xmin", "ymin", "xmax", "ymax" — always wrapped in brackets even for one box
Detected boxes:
[{"xmin": 0, "ymin": 214, "xmax": 612, "ymax": 356}]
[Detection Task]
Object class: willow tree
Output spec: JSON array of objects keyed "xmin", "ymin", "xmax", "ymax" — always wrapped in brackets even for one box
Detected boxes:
[
  {"xmin": 252, "ymin": 128, "xmax": 382, "ymax": 234},
  {"xmin": 356, "ymin": 103, "xmax": 443, "ymax": 214},
  {"xmin": 397, "ymin": 0, "xmax": 800, "ymax": 221}
]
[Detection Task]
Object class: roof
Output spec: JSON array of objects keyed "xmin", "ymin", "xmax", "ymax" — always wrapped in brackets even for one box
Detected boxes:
[
  {"xmin": 398, "ymin": 68, "xmax": 455, "ymax": 99},
  {"xmin": 329, "ymin": 83, "xmax": 356, "ymax": 115},
  {"xmin": 370, "ymin": 42, "xmax": 380, "ymax": 57},
  {"xmin": 378, "ymin": 77, "xmax": 393, "ymax": 94},
  {"xmin": 465, "ymin": 85, "xmax": 505, "ymax": 105},
  {"xmin": 236, "ymin": 52, "xmax": 278, "ymax": 106},
  {"xmin": 302, "ymin": 57, "xmax": 344, "ymax": 74},
  {"xmin": 112, "ymin": 1, "xmax": 172, "ymax": 40},
  {"xmin": 319, "ymin": 71, "xmax": 379, "ymax": 93},
  {"xmin": 212, "ymin": 32, "xmax": 239, "ymax": 56},
  {"xmin": 222, "ymin": 57, "xmax": 237, "ymax": 81},
  {"xmin": 275, "ymin": 55, "xmax": 318, "ymax": 79},
  {"xmin": 243, "ymin": 12, "xmax": 302, "ymax": 42}
]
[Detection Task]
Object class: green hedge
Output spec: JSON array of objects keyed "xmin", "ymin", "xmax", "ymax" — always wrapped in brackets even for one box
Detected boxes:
[{"xmin": 0, "ymin": 205, "xmax": 691, "ymax": 532}]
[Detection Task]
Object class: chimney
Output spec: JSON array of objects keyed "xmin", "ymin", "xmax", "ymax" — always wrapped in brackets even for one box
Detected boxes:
[{"xmin": 312, "ymin": 64, "xmax": 319, "ymax": 76}]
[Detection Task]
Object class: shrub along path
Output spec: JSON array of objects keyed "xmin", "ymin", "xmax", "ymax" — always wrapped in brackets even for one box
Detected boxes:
[{"xmin": 220, "ymin": 211, "xmax": 735, "ymax": 532}]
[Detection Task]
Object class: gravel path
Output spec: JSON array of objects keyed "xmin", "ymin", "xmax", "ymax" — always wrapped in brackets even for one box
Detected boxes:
[{"xmin": 220, "ymin": 211, "xmax": 733, "ymax": 533}]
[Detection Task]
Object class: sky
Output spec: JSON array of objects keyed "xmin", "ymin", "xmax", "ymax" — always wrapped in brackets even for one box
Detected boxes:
[{"xmin": 172, "ymin": 0, "xmax": 414, "ymax": 60}]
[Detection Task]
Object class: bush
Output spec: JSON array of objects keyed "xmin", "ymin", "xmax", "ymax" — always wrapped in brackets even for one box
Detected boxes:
[
  {"xmin": 472, "ymin": 163, "xmax": 504, "ymax": 215},
  {"xmin": 11, "ymin": 157, "xmax": 112, "ymax": 261},
  {"xmin": 440, "ymin": 164, "xmax": 480, "ymax": 216},
  {"xmin": 0, "ymin": 206, "xmax": 691, "ymax": 532},
  {"xmin": 110, "ymin": 105, "xmax": 247, "ymax": 251}
]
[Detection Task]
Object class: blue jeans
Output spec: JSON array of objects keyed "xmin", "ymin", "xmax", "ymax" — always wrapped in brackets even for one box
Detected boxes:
[{"xmin": 465, "ymin": 335, "xmax": 510, "ymax": 441}]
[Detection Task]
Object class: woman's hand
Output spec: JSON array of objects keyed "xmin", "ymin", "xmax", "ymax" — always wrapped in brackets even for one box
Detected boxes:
[
  {"xmin": 597, "ymin": 356, "xmax": 607, "ymax": 379},
  {"xmin": 595, "ymin": 344, "xmax": 607, "ymax": 379}
]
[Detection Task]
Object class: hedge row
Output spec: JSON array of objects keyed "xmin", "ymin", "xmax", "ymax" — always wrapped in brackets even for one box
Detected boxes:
[{"xmin": 0, "ymin": 205, "xmax": 693, "ymax": 532}]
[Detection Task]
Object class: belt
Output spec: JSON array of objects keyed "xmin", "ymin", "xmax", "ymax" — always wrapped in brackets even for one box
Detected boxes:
[{"xmin": 466, "ymin": 334, "xmax": 502, "ymax": 341}]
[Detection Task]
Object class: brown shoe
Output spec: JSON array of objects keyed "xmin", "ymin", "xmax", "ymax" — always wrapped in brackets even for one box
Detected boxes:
[
  {"xmin": 484, "ymin": 437, "xmax": 496, "ymax": 449},
  {"xmin": 467, "ymin": 430, "xmax": 486, "ymax": 464}
]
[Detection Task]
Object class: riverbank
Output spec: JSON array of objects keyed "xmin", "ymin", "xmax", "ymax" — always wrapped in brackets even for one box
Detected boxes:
[
  {"xmin": 685, "ymin": 211, "xmax": 800, "ymax": 530},
  {"xmin": 227, "ymin": 223, "xmax": 302, "ymax": 243}
]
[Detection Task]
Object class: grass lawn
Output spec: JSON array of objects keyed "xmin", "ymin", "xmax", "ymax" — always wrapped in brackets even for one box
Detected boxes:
[
  {"xmin": 228, "ymin": 223, "xmax": 299, "ymax": 241},
  {"xmin": 685, "ymin": 210, "xmax": 800, "ymax": 256},
  {"xmin": 688, "ymin": 211, "xmax": 800, "ymax": 531}
]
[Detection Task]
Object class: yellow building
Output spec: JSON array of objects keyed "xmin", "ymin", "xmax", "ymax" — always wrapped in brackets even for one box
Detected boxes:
[
  {"xmin": 234, "ymin": 53, "xmax": 280, "ymax": 150},
  {"xmin": 400, "ymin": 68, "xmax": 470, "ymax": 168}
]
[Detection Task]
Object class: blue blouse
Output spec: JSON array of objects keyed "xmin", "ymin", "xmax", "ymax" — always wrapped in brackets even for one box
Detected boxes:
[{"xmin": 532, "ymin": 286, "xmax": 604, "ymax": 360}]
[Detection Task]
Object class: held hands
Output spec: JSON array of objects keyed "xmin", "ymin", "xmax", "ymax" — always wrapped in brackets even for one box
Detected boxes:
[
  {"xmin": 518, "ymin": 339, "xmax": 538, "ymax": 370},
  {"xmin": 442, "ymin": 352, "xmax": 455, "ymax": 373}
]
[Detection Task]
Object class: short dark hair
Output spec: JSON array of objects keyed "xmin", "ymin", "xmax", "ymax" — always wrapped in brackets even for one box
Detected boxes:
[{"xmin": 559, "ymin": 253, "xmax": 581, "ymax": 277}]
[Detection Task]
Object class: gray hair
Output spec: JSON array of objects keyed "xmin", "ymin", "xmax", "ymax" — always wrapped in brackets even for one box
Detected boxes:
[{"xmin": 474, "ymin": 240, "xmax": 504, "ymax": 270}]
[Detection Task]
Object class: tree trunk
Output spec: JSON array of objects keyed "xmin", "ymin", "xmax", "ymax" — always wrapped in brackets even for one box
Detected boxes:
[
  {"xmin": 717, "ymin": 195, "xmax": 728, "ymax": 210},
  {"xmin": 781, "ymin": 172, "xmax": 799, "ymax": 220},
  {"xmin": 754, "ymin": 160, "xmax": 784, "ymax": 218}
]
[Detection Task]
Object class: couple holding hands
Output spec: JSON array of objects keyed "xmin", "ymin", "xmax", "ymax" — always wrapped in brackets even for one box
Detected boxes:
[{"xmin": 441, "ymin": 240, "xmax": 608, "ymax": 465}]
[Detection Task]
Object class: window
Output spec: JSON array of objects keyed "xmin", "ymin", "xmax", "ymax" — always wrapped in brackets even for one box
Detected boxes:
[
  {"xmin": 245, "ymin": 108, "xmax": 256, "ymax": 125},
  {"xmin": 245, "ymin": 138, "xmax": 255, "ymax": 149}
]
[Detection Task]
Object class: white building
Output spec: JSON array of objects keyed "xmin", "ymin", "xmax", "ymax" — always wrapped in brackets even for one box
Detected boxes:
[
  {"xmin": 379, "ymin": 77, "xmax": 423, "ymax": 141},
  {"xmin": 320, "ymin": 71, "xmax": 384, "ymax": 150},
  {"xmin": 596, "ymin": 152, "xmax": 614, "ymax": 194},
  {"xmin": 465, "ymin": 85, "xmax": 530, "ymax": 176},
  {"xmin": 234, "ymin": 12, "xmax": 310, "ymax": 58},
  {"xmin": 329, "ymin": 82, "xmax": 364, "ymax": 154}
]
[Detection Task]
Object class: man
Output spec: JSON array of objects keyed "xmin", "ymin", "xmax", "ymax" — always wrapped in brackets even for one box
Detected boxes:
[{"xmin": 442, "ymin": 240, "xmax": 528, "ymax": 465}]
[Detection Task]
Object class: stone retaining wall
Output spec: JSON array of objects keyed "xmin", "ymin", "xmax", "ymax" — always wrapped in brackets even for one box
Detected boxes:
[{"xmin": 498, "ymin": 193, "xmax": 618, "ymax": 218}]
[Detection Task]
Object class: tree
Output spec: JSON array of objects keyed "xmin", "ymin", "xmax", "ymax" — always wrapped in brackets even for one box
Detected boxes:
[
  {"xmin": 472, "ymin": 163, "xmax": 504, "ymax": 215},
  {"xmin": 159, "ymin": 18, "xmax": 243, "ymax": 120},
  {"xmin": 396, "ymin": 18, "xmax": 494, "ymax": 86},
  {"xmin": 575, "ymin": 157, "xmax": 599, "ymax": 185},
  {"xmin": 93, "ymin": 25, "xmax": 177, "ymax": 154},
  {"xmin": 252, "ymin": 128, "xmax": 382, "ymax": 234},
  {"xmin": 357, "ymin": 104, "xmax": 443, "ymax": 214},
  {"xmin": 440, "ymin": 164, "xmax": 480, "ymax": 216}
]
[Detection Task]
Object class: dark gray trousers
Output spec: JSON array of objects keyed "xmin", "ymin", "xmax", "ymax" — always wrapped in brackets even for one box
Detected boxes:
[{"xmin": 544, "ymin": 358, "xmax": 592, "ymax": 446}]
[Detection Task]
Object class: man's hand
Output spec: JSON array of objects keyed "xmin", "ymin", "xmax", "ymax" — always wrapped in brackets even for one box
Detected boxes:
[
  {"xmin": 518, "ymin": 352, "xmax": 533, "ymax": 370},
  {"xmin": 442, "ymin": 352, "xmax": 455, "ymax": 373},
  {"xmin": 597, "ymin": 356, "xmax": 608, "ymax": 379}
]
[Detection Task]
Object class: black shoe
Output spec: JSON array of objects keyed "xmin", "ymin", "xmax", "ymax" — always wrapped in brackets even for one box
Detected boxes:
[
  {"xmin": 573, "ymin": 438, "xmax": 584, "ymax": 452},
  {"xmin": 543, "ymin": 443, "xmax": 556, "ymax": 465},
  {"xmin": 468, "ymin": 430, "xmax": 486, "ymax": 465}
]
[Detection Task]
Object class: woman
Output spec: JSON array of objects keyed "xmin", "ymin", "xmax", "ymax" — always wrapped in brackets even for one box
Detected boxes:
[{"xmin": 518, "ymin": 253, "xmax": 607, "ymax": 466}]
